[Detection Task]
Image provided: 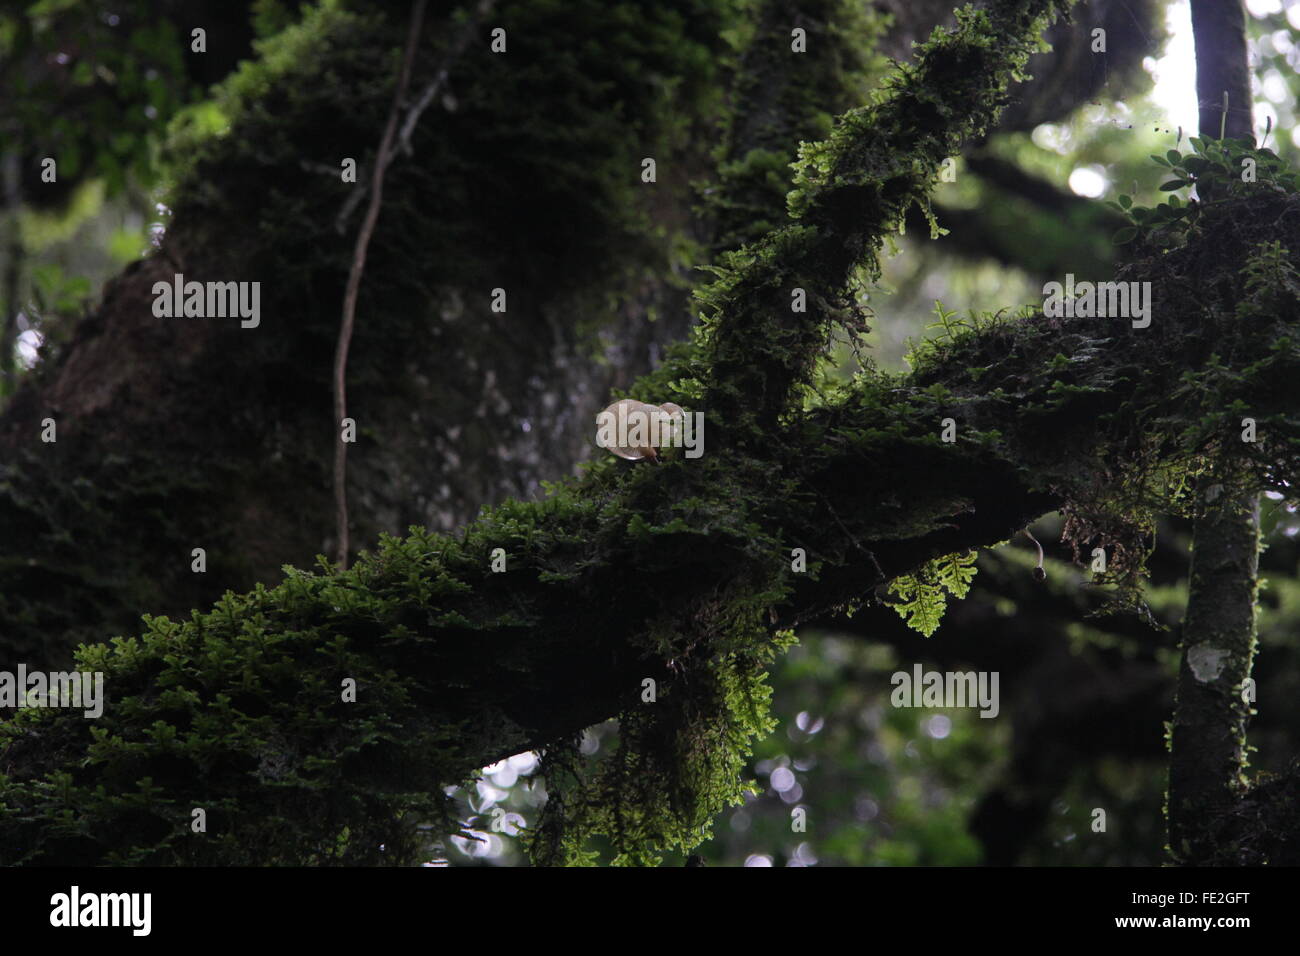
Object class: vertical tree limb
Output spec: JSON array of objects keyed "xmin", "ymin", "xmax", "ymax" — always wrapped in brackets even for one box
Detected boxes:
[
  {"xmin": 1167, "ymin": 0, "xmax": 1258, "ymax": 865},
  {"xmin": 1168, "ymin": 488, "xmax": 1259, "ymax": 864},
  {"xmin": 0, "ymin": 144, "xmax": 22, "ymax": 399},
  {"xmin": 333, "ymin": 0, "xmax": 428, "ymax": 569},
  {"xmin": 1190, "ymin": 0, "xmax": 1253, "ymax": 141}
]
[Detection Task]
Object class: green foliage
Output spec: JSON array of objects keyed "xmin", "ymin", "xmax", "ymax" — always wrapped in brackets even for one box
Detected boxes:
[
  {"xmin": 28, "ymin": 262, "xmax": 90, "ymax": 319},
  {"xmin": 0, "ymin": 0, "xmax": 196, "ymax": 197},
  {"xmin": 1110, "ymin": 136, "xmax": 1300, "ymax": 249},
  {"xmin": 905, "ymin": 299, "xmax": 1022, "ymax": 371},
  {"xmin": 886, "ymin": 551, "xmax": 979, "ymax": 637},
  {"xmin": 1236, "ymin": 240, "xmax": 1300, "ymax": 319},
  {"xmin": 528, "ymin": 626, "xmax": 795, "ymax": 866},
  {"xmin": 0, "ymin": 553, "xmax": 476, "ymax": 864}
]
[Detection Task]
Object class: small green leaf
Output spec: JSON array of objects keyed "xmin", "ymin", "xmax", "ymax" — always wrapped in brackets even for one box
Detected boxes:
[
  {"xmin": 1166, "ymin": 150, "xmax": 1183, "ymax": 165},
  {"xmin": 1159, "ymin": 179, "xmax": 1187, "ymax": 191},
  {"xmin": 1150, "ymin": 154, "xmax": 1171, "ymax": 167},
  {"xmin": 1118, "ymin": 194, "xmax": 1132, "ymax": 209},
  {"xmin": 1112, "ymin": 226, "xmax": 1139, "ymax": 244}
]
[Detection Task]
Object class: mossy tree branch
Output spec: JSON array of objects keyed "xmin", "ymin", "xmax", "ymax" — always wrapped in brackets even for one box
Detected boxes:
[{"xmin": 699, "ymin": 0, "xmax": 1073, "ymax": 439}]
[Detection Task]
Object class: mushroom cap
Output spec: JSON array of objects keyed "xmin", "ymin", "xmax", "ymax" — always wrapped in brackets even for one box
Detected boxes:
[{"xmin": 597, "ymin": 399, "xmax": 658, "ymax": 459}]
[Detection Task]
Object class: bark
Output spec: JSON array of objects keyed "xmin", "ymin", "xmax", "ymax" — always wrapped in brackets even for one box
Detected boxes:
[
  {"xmin": 1190, "ymin": 0, "xmax": 1254, "ymax": 141},
  {"xmin": 1168, "ymin": 488, "xmax": 1259, "ymax": 864},
  {"xmin": 1166, "ymin": 0, "xmax": 1260, "ymax": 867}
]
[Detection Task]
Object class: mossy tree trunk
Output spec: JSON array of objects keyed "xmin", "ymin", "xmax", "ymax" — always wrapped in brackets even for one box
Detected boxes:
[
  {"xmin": 1166, "ymin": 0, "xmax": 1261, "ymax": 866},
  {"xmin": 1168, "ymin": 488, "xmax": 1260, "ymax": 864}
]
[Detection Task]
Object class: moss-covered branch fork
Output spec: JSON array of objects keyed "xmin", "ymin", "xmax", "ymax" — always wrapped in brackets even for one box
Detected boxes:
[{"xmin": 3, "ymin": 0, "xmax": 1300, "ymax": 864}]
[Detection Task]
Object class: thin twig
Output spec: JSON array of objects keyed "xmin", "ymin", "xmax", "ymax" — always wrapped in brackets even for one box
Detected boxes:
[
  {"xmin": 335, "ymin": 0, "xmax": 497, "ymax": 235},
  {"xmin": 334, "ymin": 0, "xmax": 428, "ymax": 569},
  {"xmin": 821, "ymin": 493, "xmax": 885, "ymax": 581}
]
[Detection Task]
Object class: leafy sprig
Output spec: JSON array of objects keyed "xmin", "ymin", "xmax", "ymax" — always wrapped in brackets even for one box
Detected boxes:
[{"xmin": 1109, "ymin": 131, "xmax": 1299, "ymax": 248}]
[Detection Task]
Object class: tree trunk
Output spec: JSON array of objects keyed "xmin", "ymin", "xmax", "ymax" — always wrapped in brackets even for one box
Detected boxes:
[
  {"xmin": 1166, "ymin": 0, "xmax": 1260, "ymax": 866},
  {"xmin": 1168, "ymin": 488, "xmax": 1259, "ymax": 863},
  {"xmin": 1190, "ymin": 0, "xmax": 1254, "ymax": 140}
]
